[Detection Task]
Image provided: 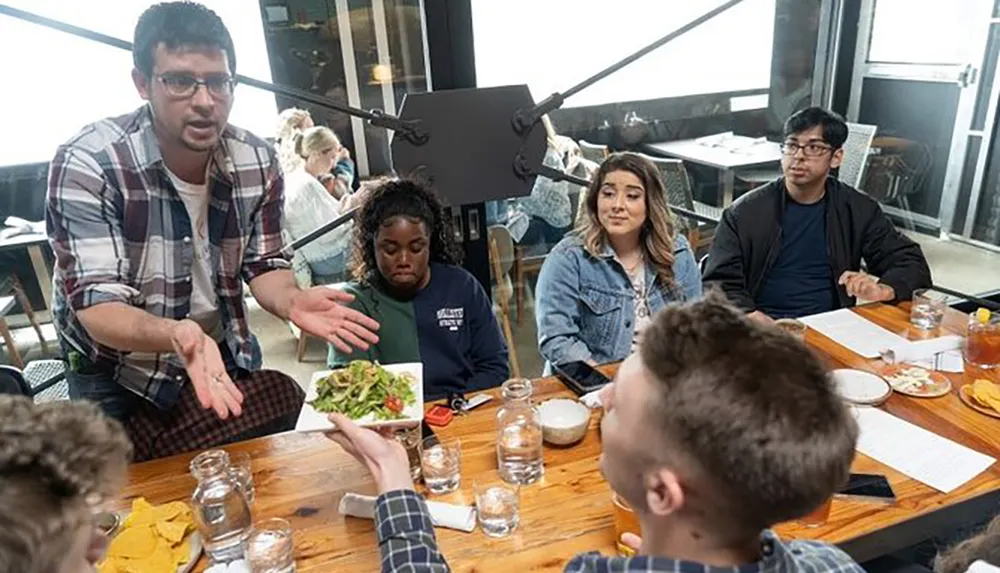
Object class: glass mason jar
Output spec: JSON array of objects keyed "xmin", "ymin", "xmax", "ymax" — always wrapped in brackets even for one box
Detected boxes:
[
  {"xmin": 190, "ymin": 450, "xmax": 252, "ymax": 564},
  {"xmin": 495, "ymin": 378, "xmax": 544, "ymax": 484}
]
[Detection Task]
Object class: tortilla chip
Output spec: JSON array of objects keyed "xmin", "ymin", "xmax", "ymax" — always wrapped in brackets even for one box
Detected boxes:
[
  {"xmin": 972, "ymin": 379, "xmax": 1000, "ymax": 412},
  {"xmin": 97, "ymin": 557, "xmax": 125, "ymax": 573},
  {"xmin": 122, "ymin": 498, "xmax": 156, "ymax": 528},
  {"xmin": 155, "ymin": 519, "xmax": 189, "ymax": 544},
  {"xmin": 107, "ymin": 524, "xmax": 158, "ymax": 559},
  {"xmin": 173, "ymin": 535, "xmax": 193, "ymax": 566}
]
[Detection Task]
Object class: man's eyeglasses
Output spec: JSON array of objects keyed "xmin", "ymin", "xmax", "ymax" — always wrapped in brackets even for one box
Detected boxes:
[
  {"xmin": 157, "ymin": 73, "xmax": 234, "ymax": 99},
  {"xmin": 780, "ymin": 142, "xmax": 834, "ymax": 157}
]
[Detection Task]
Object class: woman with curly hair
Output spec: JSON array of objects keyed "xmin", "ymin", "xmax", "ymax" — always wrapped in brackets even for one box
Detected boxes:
[
  {"xmin": 0, "ymin": 396, "xmax": 132, "ymax": 573},
  {"xmin": 327, "ymin": 179, "xmax": 510, "ymax": 400}
]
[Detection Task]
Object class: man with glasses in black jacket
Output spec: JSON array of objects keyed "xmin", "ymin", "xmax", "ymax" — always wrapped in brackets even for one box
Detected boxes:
[{"xmin": 703, "ymin": 107, "xmax": 931, "ymax": 321}]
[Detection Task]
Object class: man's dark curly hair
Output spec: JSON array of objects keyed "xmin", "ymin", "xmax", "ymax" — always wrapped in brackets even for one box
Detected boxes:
[
  {"xmin": 350, "ymin": 178, "xmax": 463, "ymax": 284},
  {"xmin": 133, "ymin": 2, "xmax": 236, "ymax": 77}
]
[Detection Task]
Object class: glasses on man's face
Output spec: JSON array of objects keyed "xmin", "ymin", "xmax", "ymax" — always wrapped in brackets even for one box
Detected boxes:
[
  {"xmin": 780, "ymin": 142, "xmax": 834, "ymax": 157},
  {"xmin": 156, "ymin": 73, "xmax": 234, "ymax": 99}
]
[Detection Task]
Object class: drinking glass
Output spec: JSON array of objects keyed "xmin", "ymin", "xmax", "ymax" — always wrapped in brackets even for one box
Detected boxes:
[
  {"xmin": 421, "ymin": 438, "xmax": 461, "ymax": 494},
  {"xmin": 246, "ymin": 518, "xmax": 295, "ymax": 573},
  {"xmin": 910, "ymin": 289, "xmax": 946, "ymax": 330},
  {"xmin": 228, "ymin": 451, "xmax": 255, "ymax": 505},
  {"xmin": 612, "ymin": 492, "xmax": 640, "ymax": 557},
  {"xmin": 966, "ymin": 309, "xmax": 1000, "ymax": 369},
  {"xmin": 394, "ymin": 425, "xmax": 423, "ymax": 481},
  {"xmin": 473, "ymin": 479, "xmax": 520, "ymax": 538}
]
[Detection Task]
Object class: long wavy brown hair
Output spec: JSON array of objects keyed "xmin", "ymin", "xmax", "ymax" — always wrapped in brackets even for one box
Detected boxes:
[{"xmin": 575, "ymin": 152, "xmax": 676, "ymax": 287}]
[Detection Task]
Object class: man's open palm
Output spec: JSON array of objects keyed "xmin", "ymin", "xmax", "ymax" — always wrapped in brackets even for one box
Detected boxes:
[{"xmin": 289, "ymin": 287, "xmax": 380, "ymax": 353}]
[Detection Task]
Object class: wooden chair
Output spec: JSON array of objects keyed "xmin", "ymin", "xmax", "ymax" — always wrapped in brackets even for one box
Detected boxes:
[
  {"xmin": 487, "ymin": 226, "xmax": 521, "ymax": 379},
  {"xmin": 0, "ymin": 274, "xmax": 49, "ymax": 368},
  {"xmin": 578, "ymin": 140, "xmax": 610, "ymax": 164}
]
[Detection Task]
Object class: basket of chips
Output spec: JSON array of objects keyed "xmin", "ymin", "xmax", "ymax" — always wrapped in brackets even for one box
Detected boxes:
[{"xmin": 98, "ymin": 497, "xmax": 202, "ymax": 573}]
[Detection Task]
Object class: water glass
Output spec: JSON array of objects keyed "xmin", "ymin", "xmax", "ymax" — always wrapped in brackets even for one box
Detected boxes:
[
  {"xmin": 474, "ymin": 480, "xmax": 520, "ymax": 538},
  {"xmin": 394, "ymin": 425, "xmax": 423, "ymax": 481},
  {"xmin": 246, "ymin": 518, "xmax": 295, "ymax": 573},
  {"xmin": 228, "ymin": 451, "xmax": 255, "ymax": 505},
  {"xmin": 421, "ymin": 438, "xmax": 461, "ymax": 494},
  {"xmin": 910, "ymin": 289, "xmax": 946, "ymax": 330}
]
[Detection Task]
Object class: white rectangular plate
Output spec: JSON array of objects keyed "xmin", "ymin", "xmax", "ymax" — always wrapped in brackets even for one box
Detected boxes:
[{"xmin": 295, "ymin": 362, "xmax": 424, "ymax": 433}]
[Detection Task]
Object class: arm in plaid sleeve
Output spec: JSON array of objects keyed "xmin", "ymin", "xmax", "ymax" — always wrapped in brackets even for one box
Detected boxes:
[
  {"xmin": 46, "ymin": 145, "xmax": 142, "ymax": 311},
  {"xmin": 242, "ymin": 158, "xmax": 292, "ymax": 284},
  {"xmin": 374, "ymin": 490, "xmax": 451, "ymax": 573}
]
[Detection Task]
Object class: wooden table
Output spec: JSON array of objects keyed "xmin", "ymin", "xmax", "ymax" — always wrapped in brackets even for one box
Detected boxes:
[
  {"xmin": 121, "ymin": 303, "xmax": 1000, "ymax": 571},
  {"xmin": 643, "ymin": 137, "xmax": 782, "ymax": 207}
]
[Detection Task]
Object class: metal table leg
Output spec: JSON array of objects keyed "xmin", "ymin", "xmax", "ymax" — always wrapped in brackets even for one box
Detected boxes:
[{"xmin": 718, "ymin": 169, "xmax": 736, "ymax": 206}]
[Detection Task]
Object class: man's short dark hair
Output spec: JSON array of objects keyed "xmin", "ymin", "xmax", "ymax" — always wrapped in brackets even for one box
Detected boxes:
[
  {"xmin": 783, "ymin": 107, "xmax": 849, "ymax": 149},
  {"xmin": 639, "ymin": 295, "xmax": 858, "ymax": 538},
  {"xmin": 133, "ymin": 2, "xmax": 236, "ymax": 77}
]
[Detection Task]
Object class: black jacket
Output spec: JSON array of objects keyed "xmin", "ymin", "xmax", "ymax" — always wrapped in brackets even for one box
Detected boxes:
[{"xmin": 702, "ymin": 177, "xmax": 932, "ymax": 313}]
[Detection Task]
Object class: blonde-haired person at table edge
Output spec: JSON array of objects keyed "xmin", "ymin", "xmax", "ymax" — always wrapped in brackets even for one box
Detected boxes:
[
  {"xmin": 934, "ymin": 515, "xmax": 1000, "ymax": 573},
  {"xmin": 326, "ymin": 295, "xmax": 865, "ymax": 573},
  {"xmin": 46, "ymin": 2, "xmax": 378, "ymax": 462},
  {"xmin": 534, "ymin": 152, "xmax": 701, "ymax": 373},
  {"xmin": 283, "ymin": 126, "xmax": 366, "ymax": 285},
  {"xmin": 0, "ymin": 395, "xmax": 132, "ymax": 573},
  {"xmin": 703, "ymin": 107, "xmax": 931, "ymax": 323}
]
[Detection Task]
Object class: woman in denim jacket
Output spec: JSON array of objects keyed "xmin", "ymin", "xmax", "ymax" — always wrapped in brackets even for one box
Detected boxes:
[{"xmin": 535, "ymin": 153, "xmax": 702, "ymax": 372}]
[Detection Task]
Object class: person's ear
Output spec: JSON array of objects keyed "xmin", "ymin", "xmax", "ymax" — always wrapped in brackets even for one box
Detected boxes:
[
  {"xmin": 645, "ymin": 467, "xmax": 684, "ymax": 518},
  {"xmin": 132, "ymin": 68, "xmax": 151, "ymax": 101},
  {"xmin": 830, "ymin": 148, "xmax": 844, "ymax": 170}
]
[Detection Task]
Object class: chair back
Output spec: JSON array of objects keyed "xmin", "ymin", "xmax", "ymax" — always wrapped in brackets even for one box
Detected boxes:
[
  {"xmin": 578, "ymin": 140, "xmax": 610, "ymax": 164},
  {"xmin": 0, "ymin": 365, "xmax": 31, "ymax": 396},
  {"xmin": 488, "ymin": 225, "xmax": 516, "ymax": 279},
  {"xmin": 839, "ymin": 122, "xmax": 878, "ymax": 189}
]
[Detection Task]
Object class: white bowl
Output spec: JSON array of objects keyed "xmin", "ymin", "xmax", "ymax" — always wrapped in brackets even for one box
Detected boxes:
[{"xmin": 538, "ymin": 399, "xmax": 591, "ymax": 446}]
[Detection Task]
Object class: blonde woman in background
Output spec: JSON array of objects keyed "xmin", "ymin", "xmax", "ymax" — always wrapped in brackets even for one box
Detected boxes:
[
  {"xmin": 276, "ymin": 108, "xmax": 355, "ymax": 198},
  {"xmin": 284, "ymin": 126, "xmax": 369, "ymax": 285},
  {"xmin": 0, "ymin": 395, "xmax": 132, "ymax": 573},
  {"xmin": 275, "ymin": 107, "xmax": 314, "ymax": 174}
]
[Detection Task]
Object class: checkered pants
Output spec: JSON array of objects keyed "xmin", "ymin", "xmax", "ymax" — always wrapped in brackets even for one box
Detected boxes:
[{"xmin": 126, "ymin": 370, "xmax": 305, "ymax": 462}]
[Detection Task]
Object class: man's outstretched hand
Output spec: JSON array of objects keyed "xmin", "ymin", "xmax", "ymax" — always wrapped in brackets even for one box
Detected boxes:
[
  {"xmin": 289, "ymin": 287, "xmax": 380, "ymax": 354},
  {"xmin": 170, "ymin": 319, "xmax": 244, "ymax": 419}
]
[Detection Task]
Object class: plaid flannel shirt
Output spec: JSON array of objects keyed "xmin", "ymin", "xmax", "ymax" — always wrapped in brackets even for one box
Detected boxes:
[
  {"xmin": 375, "ymin": 490, "xmax": 866, "ymax": 573},
  {"xmin": 46, "ymin": 105, "xmax": 290, "ymax": 409}
]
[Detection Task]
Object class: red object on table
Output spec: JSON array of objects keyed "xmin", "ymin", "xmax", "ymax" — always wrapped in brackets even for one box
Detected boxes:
[{"xmin": 425, "ymin": 405, "xmax": 454, "ymax": 427}]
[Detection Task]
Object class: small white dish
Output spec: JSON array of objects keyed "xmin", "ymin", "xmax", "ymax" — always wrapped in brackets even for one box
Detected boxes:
[
  {"xmin": 832, "ymin": 368, "xmax": 892, "ymax": 406},
  {"xmin": 538, "ymin": 399, "xmax": 590, "ymax": 446},
  {"xmin": 295, "ymin": 362, "xmax": 424, "ymax": 432}
]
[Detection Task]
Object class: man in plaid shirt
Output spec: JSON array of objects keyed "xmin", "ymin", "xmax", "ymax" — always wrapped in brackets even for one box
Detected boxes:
[
  {"xmin": 329, "ymin": 297, "xmax": 865, "ymax": 573},
  {"xmin": 46, "ymin": 2, "xmax": 378, "ymax": 461}
]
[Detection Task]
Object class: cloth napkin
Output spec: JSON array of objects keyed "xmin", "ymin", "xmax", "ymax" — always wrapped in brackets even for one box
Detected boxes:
[
  {"xmin": 581, "ymin": 389, "xmax": 604, "ymax": 409},
  {"xmin": 339, "ymin": 493, "xmax": 477, "ymax": 532},
  {"xmin": 882, "ymin": 335, "xmax": 964, "ymax": 372}
]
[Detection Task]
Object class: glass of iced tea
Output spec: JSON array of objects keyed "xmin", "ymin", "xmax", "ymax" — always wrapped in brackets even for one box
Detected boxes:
[
  {"xmin": 798, "ymin": 497, "xmax": 832, "ymax": 528},
  {"xmin": 612, "ymin": 492, "xmax": 640, "ymax": 557},
  {"xmin": 966, "ymin": 309, "xmax": 1000, "ymax": 369}
]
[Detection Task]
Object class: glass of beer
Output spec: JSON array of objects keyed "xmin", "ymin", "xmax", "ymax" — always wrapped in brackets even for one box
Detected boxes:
[
  {"xmin": 966, "ymin": 309, "xmax": 1000, "ymax": 369},
  {"xmin": 798, "ymin": 497, "xmax": 833, "ymax": 527},
  {"xmin": 612, "ymin": 492, "xmax": 640, "ymax": 557}
]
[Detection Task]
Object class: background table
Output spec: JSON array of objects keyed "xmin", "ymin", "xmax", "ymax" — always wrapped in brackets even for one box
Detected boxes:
[
  {"xmin": 119, "ymin": 303, "xmax": 1000, "ymax": 572},
  {"xmin": 643, "ymin": 137, "xmax": 782, "ymax": 207},
  {"xmin": 0, "ymin": 231, "xmax": 53, "ymax": 311}
]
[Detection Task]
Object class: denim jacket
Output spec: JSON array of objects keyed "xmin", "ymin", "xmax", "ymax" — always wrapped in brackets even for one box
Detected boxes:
[{"xmin": 535, "ymin": 233, "xmax": 702, "ymax": 372}]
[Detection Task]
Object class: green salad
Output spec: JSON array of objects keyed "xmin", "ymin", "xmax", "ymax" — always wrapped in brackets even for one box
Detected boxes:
[{"xmin": 310, "ymin": 360, "xmax": 417, "ymax": 420}]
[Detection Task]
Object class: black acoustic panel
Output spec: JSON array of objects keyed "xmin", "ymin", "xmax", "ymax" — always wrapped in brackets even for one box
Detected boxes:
[{"xmin": 391, "ymin": 84, "xmax": 547, "ymax": 206}]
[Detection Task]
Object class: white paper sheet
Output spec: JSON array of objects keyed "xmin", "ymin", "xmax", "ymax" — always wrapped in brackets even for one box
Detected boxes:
[
  {"xmin": 799, "ymin": 309, "xmax": 909, "ymax": 358},
  {"xmin": 851, "ymin": 406, "xmax": 995, "ymax": 493}
]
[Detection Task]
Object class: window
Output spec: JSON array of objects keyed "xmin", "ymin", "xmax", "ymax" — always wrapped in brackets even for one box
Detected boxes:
[
  {"xmin": 0, "ymin": 1, "xmax": 275, "ymax": 168},
  {"xmin": 471, "ymin": 0, "xmax": 776, "ymax": 108}
]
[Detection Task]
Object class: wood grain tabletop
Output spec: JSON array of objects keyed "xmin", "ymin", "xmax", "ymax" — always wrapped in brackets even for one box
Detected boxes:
[{"xmin": 119, "ymin": 303, "xmax": 1000, "ymax": 571}]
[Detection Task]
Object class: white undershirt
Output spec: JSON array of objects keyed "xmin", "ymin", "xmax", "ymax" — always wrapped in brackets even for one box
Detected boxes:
[
  {"xmin": 627, "ymin": 265, "xmax": 651, "ymax": 350},
  {"xmin": 165, "ymin": 167, "xmax": 223, "ymax": 341}
]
